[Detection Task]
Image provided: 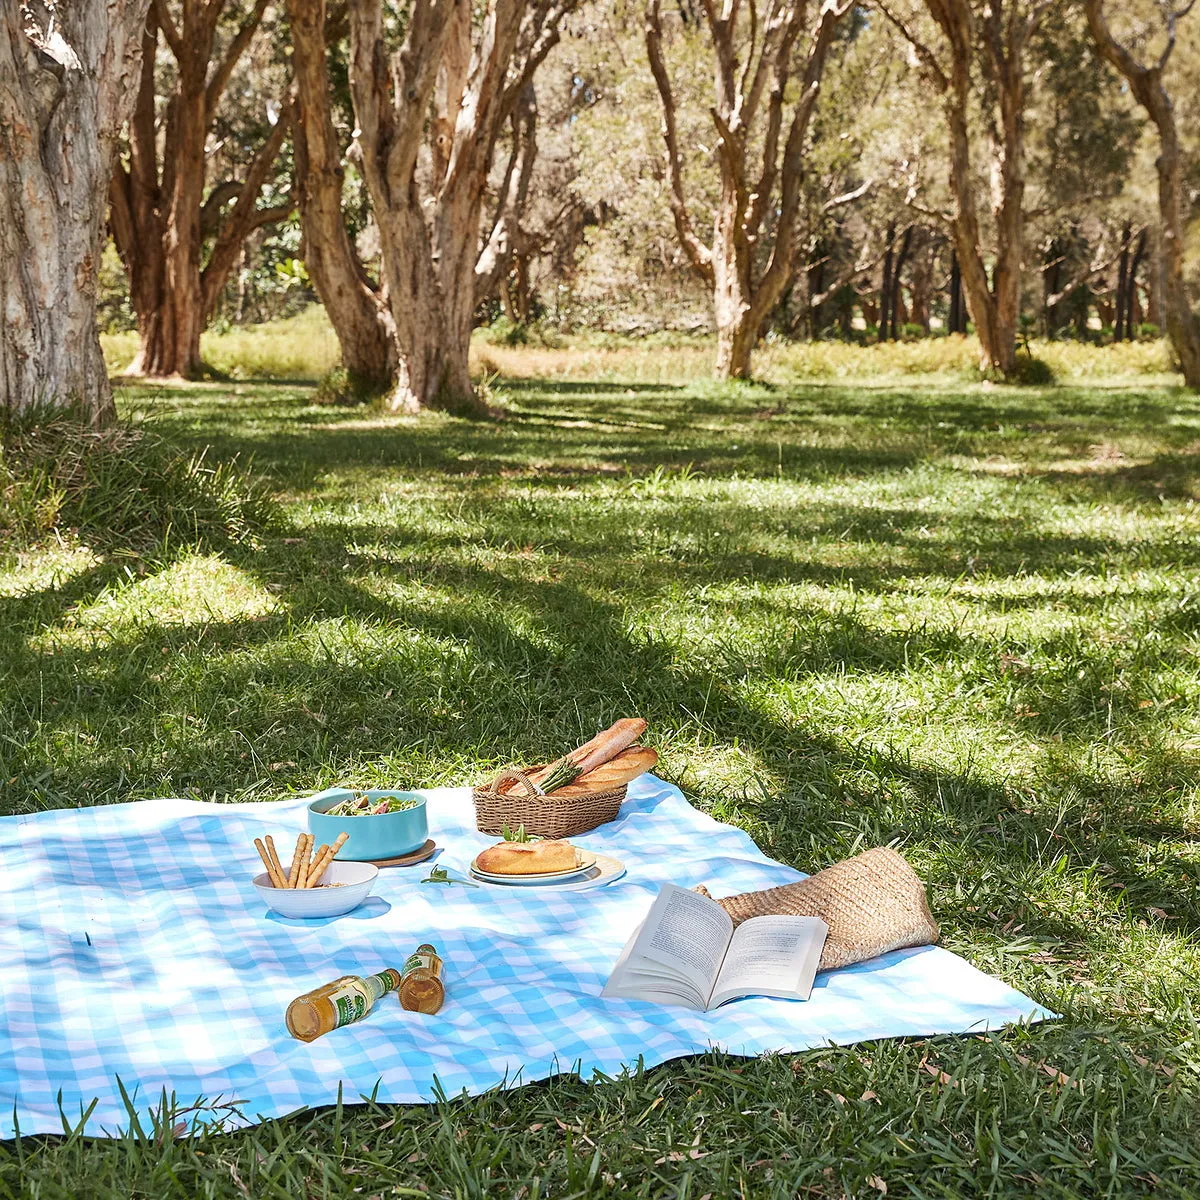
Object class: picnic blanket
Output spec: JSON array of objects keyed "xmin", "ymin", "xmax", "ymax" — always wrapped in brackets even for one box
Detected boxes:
[{"xmin": 0, "ymin": 776, "xmax": 1053, "ymax": 1137}]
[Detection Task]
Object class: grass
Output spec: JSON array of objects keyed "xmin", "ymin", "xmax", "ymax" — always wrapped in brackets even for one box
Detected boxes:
[
  {"xmin": 101, "ymin": 305, "xmax": 1179, "ymax": 387},
  {"xmin": 3, "ymin": 361, "xmax": 1200, "ymax": 1195}
]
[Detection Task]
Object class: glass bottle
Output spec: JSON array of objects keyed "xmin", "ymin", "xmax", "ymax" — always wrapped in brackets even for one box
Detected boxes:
[
  {"xmin": 399, "ymin": 943, "xmax": 445, "ymax": 1014},
  {"xmin": 286, "ymin": 968, "xmax": 402, "ymax": 1042}
]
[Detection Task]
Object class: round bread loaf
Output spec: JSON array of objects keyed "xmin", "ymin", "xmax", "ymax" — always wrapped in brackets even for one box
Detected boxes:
[{"xmin": 476, "ymin": 839, "xmax": 579, "ymax": 875}]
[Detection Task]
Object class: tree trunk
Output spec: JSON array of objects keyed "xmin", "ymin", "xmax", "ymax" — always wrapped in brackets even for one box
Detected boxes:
[
  {"xmin": 1147, "ymin": 225, "xmax": 1164, "ymax": 329},
  {"xmin": 1154, "ymin": 121, "xmax": 1200, "ymax": 383},
  {"xmin": 1125, "ymin": 229, "xmax": 1147, "ymax": 340},
  {"xmin": 908, "ymin": 232, "xmax": 932, "ymax": 332},
  {"xmin": 715, "ymin": 314, "xmax": 757, "ymax": 377},
  {"xmin": 879, "ymin": 222, "xmax": 895, "ymax": 342},
  {"xmin": 288, "ymin": 0, "xmax": 395, "ymax": 391},
  {"xmin": 379, "ymin": 214, "xmax": 477, "ymax": 414},
  {"xmin": 1085, "ymin": 0, "xmax": 1200, "ymax": 386},
  {"xmin": 646, "ymin": 0, "xmax": 849, "ymax": 381},
  {"xmin": 110, "ymin": 1, "xmax": 291, "ymax": 380},
  {"xmin": 711, "ymin": 195, "xmax": 757, "ymax": 378},
  {"xmin": 1, "ymin": 0, "xmax": 150, "ymax": 420},
  {"xmin": 1114, "ymin": 223, "xmax": 1130, "ymax": 341},
  {"xmin": 948, "ymin": 251, "xmax": 964, "ymax": 334},
  {"xmin": 890, "ymin": 225, "xmax": 913, "ymax": 339},
  {"xmin": 349, "ymin": 0, "xmax": 561, "ymax": 415},
  {"xmin": 886, "ymin": 0, "xmax": 1038, "ymax": 377}
]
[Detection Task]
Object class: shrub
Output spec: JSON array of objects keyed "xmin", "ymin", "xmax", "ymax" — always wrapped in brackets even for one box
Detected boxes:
[
  {"xmin": 314, "ymin": 365, "xmax": 389, "ymax": 406},
  {"xmin": 0, "ymin": 409, "xmax": 279, "ymax": 555},
  {"xmin": 1010, "ymin": 355, "xmax": 1056, "ymax": 385}
]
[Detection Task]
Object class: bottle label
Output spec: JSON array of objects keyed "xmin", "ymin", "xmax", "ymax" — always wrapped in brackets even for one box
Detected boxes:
[
  {"xmin": 375, "ymin": 968, "xmax": 402, "ymax": 993},
  {"xmin": 327, "ymin": 981, "xmax": 368, "ymax": 1028},
  {"xmin": 403, "ymin": 951, "xmax": 438, "ymax": 977}
]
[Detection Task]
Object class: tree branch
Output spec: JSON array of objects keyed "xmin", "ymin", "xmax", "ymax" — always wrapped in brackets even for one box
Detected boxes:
[
  {"xmin": 476, "ymin": 82, "xmax": 538, "ymax": 305},
  {"xmin": 152, "ymin": 0, "xmax": 183, "ymax": 58},
  {"xmin": 822, "ymin": 177, "xmax": 873, "ymax": 213},
  {"xmin": 200, "ymin": 179, "xmax": 243, "ymax": 236},
  {"xmin": 753, "ymin": 0, "xmax": 850, "ymax": 313},
  {"xmin": 200, "ymin": 111, "xmax": 290, "ymax": 318},
  {"xmin": 205, "ymin": 0, "xmax": 270, "ymax": 122},
  {"xmin": 645, "ymin": 0, "xmax": 714, "ymax": 284},
  {"xmin": 876, "ymin": 1, "xmax": 948, "ymax": 91}
]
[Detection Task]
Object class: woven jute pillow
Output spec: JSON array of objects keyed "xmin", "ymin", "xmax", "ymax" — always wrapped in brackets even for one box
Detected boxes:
[{"xmin": 697, "ymin": 847, "xmax": 939, "ymax": 972}]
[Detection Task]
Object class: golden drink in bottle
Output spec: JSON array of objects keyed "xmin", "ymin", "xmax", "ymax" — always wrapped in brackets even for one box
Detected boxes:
[
  {"xmin": 399, "ymin": 944, "xmax": 444, "ymax": 1014},
  {"xmin": 286, "ymin": 968, "xmax": 402, "ymax": 1042}
]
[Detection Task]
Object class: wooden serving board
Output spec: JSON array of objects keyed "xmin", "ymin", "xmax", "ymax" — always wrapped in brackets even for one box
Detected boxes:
[{"xmin": 362, "ymin": 840, "xmax": 438, "ymax": 868}]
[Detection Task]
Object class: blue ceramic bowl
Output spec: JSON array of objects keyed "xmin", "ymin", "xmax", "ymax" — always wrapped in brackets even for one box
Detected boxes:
[{"xmin": 307, "ymin": 788, "xmax": 429, "ymax": 862}]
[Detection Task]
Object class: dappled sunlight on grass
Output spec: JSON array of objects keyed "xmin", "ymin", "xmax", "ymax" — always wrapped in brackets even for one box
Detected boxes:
[
  {"xmin": 5, "ymin": 370, "xmax": 1200, "ymax": 1193},
  {"xmin": 31, "ymin": 554, "xmax": 283, "ymax": 648}
]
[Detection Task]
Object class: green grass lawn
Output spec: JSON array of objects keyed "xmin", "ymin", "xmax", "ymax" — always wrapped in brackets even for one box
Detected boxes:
[{"xmin": 3, "ymin": 370, "xmax": 1200, "ymax": 1196}]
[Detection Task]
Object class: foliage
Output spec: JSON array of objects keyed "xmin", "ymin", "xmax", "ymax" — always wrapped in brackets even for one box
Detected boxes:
[
  {"xmin": 3, "ymin": 370, "xmax": 1200, "ymax": 1193},
  {"xmin": 473, "ymin": 326, "xmax": 1177, "ymax": 384},
  {"xmin": 0, "ymin": 410, "xmax": 279, "ymax": 557}
]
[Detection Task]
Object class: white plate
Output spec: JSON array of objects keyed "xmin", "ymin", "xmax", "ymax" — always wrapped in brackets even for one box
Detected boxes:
[
  {"xmin": 469, "ymin": 850, "xmax": 597, "ymax": 884},
  {"xmin": 468, "ymin": 854, "xmax": 626, "ymax": 892}
]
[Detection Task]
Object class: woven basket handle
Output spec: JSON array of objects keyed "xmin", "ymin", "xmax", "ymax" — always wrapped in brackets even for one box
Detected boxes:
[{"xmin": 490, "ymin": 767, "xmax": 545, "ymax": 797}]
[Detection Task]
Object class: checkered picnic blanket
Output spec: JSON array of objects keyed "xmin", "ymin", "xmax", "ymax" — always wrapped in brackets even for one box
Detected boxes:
[{"xmin": 0, "ymin": 776, "xmax": 1052, "ymax": 1137}]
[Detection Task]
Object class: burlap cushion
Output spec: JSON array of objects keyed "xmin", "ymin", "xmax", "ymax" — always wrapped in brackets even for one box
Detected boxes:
[{"xmin": 697, "ymin": 846, "xmax": 939, "ymax": 972}]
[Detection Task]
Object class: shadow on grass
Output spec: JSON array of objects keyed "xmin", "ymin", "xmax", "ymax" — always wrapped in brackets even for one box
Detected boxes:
[
  {"xmin": 5, "ymin": 377, "xmax": 1200, "ymax": 980},
  {"xmin": 6, "ymin": 514, "xmax": 1200, "ymax": 952}
]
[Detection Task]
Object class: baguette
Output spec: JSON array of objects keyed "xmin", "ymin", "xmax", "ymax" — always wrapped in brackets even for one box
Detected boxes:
[
  {"xmin": 552, "ymin": 746, "xmax": 658, "ymax": 795},
  {"xmin": 522, "ymin": 718, "xmax": 648, "ymax": 790}
]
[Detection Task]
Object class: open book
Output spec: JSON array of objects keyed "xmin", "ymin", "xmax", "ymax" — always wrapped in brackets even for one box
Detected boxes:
[{"xmin": 602, "ymin": 883, "xmax": 828, "ymax": 1011}]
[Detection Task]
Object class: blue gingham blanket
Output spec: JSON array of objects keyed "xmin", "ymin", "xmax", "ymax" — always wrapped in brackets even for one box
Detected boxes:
[{"xmin": 0, "ymin": 776, "xmax": 1052, "ymax": 1137}]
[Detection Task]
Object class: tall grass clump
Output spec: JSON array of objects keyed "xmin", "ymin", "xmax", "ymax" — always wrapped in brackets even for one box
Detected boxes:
[
  {"xmin": 101, "ymin": 307, "xmax": 340, "ymax": 381},
  {"xmin": 0, "ymin": 409, "xmax": 279, "ymax": 555}
]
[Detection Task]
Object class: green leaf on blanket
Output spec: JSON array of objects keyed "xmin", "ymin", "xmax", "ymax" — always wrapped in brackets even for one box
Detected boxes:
[{"xmin": 420, "ymin": 865, "xmax": 478, "ymax": 888}]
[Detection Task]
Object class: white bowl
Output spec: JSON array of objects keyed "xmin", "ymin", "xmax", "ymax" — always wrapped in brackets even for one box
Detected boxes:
[{"xmin": 252, "ymin": 860, "xmax": 379, "ymax": 918}]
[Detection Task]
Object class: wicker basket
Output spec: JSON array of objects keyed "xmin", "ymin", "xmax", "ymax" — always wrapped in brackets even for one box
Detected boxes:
[
  {"xmin": 472, "ymin": 767, "xmax": 627, "ymax": 839},
  {"xmin": 695, "ymin": 847, "xmax": 939, "ymax": 972}
]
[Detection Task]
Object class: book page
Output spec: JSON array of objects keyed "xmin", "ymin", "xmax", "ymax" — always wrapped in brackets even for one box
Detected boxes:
[
  {"xmin": 602, "ymin": 884, "xmax": 734, "ymax": 1010},
  {"xmin": 708, "ymin": 915, "xmax": 829, "ymax": 1010}
]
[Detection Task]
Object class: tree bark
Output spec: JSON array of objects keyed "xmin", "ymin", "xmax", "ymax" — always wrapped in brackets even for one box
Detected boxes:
[
  {"xmin": 349, "ymin": 0, "xmax": 567, "ymax": 414},
  {"xmin": 1124, "ymin": 229, "xmax": 1147, "ymax": 340},
  {"xmin": 880, "ymin": 222, "xmax": 895, "ymax": 342},
  {"xmin": 646, "ymin": 0, "xmax": 852, "ymax": 379},
  {"xmin": 1114, "ymin": 222, "xmax": 1131, "ymax": 341},
  {"xmin": 109, "ymin": 0, "xmax": 291, "ymax": 379},
  {"xmin": 889, "ymin": 224, "xmax": 913, "ymax": 339},
  {"xmin": 1, "ymin": 0, "xmax": 150, "ymax": 420},
  {"xmin": 882, "ymin": 0, "xmax": 1047, "ymax": 378},
  {"xmin": 948, "ymin": 250, "xmax": 964, "ymax": 334},
  {"xmin": 1085, "ymin": 0, "xmax": 1200, "ymax": 384},
  {"xmin": 908, "ymin": 230, "xmax": 932, "ymax": 332},
  {"xmin": 287, "ymin": 0, "xmax": 394, "ymax": 390}
]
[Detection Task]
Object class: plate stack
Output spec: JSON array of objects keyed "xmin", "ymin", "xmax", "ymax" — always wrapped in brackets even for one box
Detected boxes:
[{"xmin": 468, "ymin": 851, "xmax": 627, "ymax": 892}]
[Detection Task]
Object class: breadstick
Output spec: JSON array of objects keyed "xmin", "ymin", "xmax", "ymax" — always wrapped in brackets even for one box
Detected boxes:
[
  {"xmin": 305, "ymin": 831, "xmax": 350, "ymax": 888},
  {"xmin": 286, "ymin": 833, "xmax": 305, "ymax": 888},
  {"xmin": 296, "ymin": 834, "xmax": 315, "ymax": 889},
  {"xmin": 254, "ymin": 838, "xmax": 285, "ymax": 888},
  {"xmin": 264, "ymin": 836, "xmax": 287, "ymax": 886},
  {"xmin": 304, "ymin": 842, "xmax": 330, "ymax": 888}
]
